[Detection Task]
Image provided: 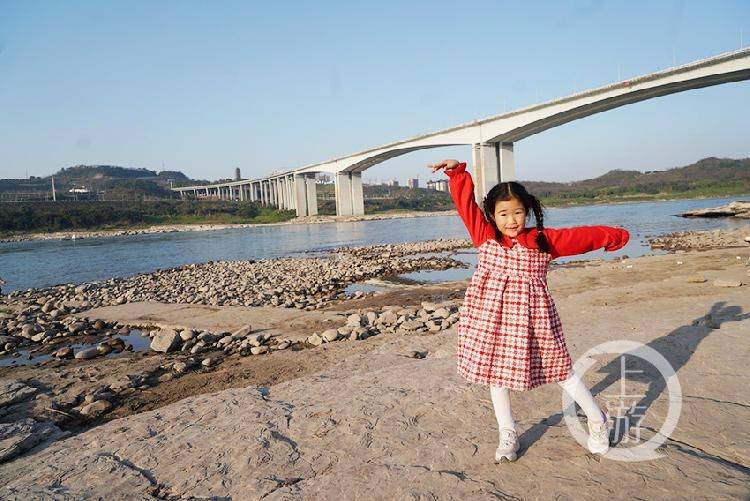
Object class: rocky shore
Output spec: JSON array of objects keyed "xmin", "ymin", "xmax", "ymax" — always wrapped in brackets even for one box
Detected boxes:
[
  {"xmin": 1, "ymin": 231, "xmax": 748, "ymax": 498},
  {"xmin": 0, "ymin": 238, "xmax": 469, "ymax": 457},
  {"xmin": 679, "ymin": 200, "xmax": 750, "ymax": 219},
  {"xmin": 648, "ymin": 225, "xmax": 750, "ymax": 252}
]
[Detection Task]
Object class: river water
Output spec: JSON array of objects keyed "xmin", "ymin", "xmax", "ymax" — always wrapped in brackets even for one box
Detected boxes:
[{"xmin": 1, "ymin": 196, "xmax": 747, "ymax": 293}]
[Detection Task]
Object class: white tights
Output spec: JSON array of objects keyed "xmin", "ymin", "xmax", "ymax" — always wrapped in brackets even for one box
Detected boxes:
[{"xmin": 490, "ymin": 370, "xmax": 604, "ymax": 432}]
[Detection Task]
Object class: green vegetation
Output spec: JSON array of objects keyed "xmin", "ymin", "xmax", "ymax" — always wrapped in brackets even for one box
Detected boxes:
[
  {"xmin": 1, "ymin": 157, "xmax": 748, "ymax": 235},
  {"xmin": 0, "ymin": 201, "xmax": 296, "ymax": 236}
]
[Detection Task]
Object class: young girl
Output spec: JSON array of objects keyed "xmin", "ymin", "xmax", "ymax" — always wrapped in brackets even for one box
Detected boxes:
[{"xmin": 429, "ymin": 159, "xmax": 630, "ymax": 462}]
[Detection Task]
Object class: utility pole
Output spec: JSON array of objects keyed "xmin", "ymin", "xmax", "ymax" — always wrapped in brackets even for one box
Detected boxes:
[{"xmin": 51, "ymin": 176, "xmax": 57, "ymax": 201}]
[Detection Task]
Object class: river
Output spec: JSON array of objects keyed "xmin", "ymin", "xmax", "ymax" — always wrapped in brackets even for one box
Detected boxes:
[{"xmin": 1, "ymin": 196, "xmax": 747, "ymax": 293}]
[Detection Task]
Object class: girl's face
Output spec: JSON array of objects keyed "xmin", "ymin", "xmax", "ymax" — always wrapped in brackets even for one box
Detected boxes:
[{"xmin": 492, "ymin": 197, "xmax": 527, "ymax": 238}]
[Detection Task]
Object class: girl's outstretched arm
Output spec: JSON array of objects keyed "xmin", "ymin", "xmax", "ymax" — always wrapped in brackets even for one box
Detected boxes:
[
  {"xmin": 429, "ymin": 160, "xmax": 494, "ymax": 247},
  {"xmin": 544, "ymin": 226, "xmax": 630, "ymax": 259}
]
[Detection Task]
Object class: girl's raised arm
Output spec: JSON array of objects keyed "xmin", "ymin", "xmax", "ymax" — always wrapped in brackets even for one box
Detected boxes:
[
  {"xmin": 543, "ymin": 225, "xmax": 630, "ymax": 259},
  {"xmin": 433, "ymin": 161, "xmax": 494, "ymax": 247}
]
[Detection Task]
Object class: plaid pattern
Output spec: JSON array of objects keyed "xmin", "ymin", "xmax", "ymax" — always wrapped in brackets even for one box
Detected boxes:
[{"xmin": 457, "ymin": 238, "xmax": 572, "ymax": 391}]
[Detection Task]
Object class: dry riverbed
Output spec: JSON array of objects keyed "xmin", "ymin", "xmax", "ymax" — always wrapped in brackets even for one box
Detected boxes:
[{"xmin": 0, "ymin": 229, "xmax": 749, "ymax": 499}]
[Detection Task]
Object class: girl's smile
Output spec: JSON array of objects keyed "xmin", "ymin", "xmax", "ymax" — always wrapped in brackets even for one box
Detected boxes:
[{"xmin": 492, "ymin": 198, "xmax": 527, "ymax": 238}]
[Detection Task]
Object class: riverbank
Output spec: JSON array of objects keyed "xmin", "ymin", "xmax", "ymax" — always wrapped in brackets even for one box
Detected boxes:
[
  {"xmin": 4, "ymin": 193, "xmax": 749, "ymax": 244},
  {"xmin": 0, "ymin": 230, "xmax": 748, "ymax": 498},
  {"xmin": 0, "ymin": 210, "xmax": 457, "ymax": 243}
]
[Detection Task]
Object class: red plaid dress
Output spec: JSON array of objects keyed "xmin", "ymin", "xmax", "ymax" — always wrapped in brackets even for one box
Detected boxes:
[{"xmin": 445, "ymin": 163, "xmax": 630, "ymax": 391}]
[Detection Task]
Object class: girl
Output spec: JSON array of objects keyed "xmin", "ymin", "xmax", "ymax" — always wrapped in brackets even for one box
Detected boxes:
[{"xmin": 429, "ymin": 159, "xmax": 630, "ymax": 462}]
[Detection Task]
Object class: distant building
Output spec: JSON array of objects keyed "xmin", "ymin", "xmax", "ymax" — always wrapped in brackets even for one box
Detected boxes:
[
  {"xmin": 68, "ymin": 186, "xmax": 90, "ymax": 194},
  {"xmin": 317, "ymin": 174, "xmax": 333, "ymax": 184},
  {"xmin": 426, "ymin": 179, "xmax": 449, "ymax": 192},
  {"xmin": 407, "ymin": 178, "xmax": 419, "ymax": 189},
  {"xmin": 385, "ymin": 179, "xmax": 399, "ymax": 187},
  {"xmin": 234, "ymin": 168, "xmax": 241, "ymax": 181}
]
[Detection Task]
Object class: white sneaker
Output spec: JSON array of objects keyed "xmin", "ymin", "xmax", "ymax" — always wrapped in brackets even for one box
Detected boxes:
[
  {"xmin": 587, "ymin": 410, "xmax": 611, "ymax": 455},
  {"xmin": 494, "ymin": 428, "xmax": 519, "ymax": 463}
]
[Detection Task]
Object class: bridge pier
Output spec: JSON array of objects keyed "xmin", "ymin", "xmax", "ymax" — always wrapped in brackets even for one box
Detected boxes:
[
  {"xmin": 335, "ymin": 171, "xmax": 364, "ymax": 216},
  {"xmin": 293, "ymin": 173, "xmax": 318, "ymax": 217},
  {"xmin": 472, "ymin": 142, "xmax": 515, "ymax": 203}
]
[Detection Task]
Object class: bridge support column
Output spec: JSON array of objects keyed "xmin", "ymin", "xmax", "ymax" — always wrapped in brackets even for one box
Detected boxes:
[
  {"xmin": 294, "ymin": 174, "xmax": 309, "ymax": 217},
  {"xmin": 335, "ymin": 171, "xmax": 364, "ymax": 216},
  {"xmin": 305, "ymin": 174, "xmax": 318, "ymax": 216},
  {"xmin": 472, "ymin": 142, "xmax": 515, "ymax": 203},
  {"xmin": 285, "ymin": 176, "xmax": 293, "ymax": 211}
]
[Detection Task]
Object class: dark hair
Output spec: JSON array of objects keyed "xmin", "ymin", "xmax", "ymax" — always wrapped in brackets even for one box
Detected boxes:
[{"xmin": 481, "ymin": 181, "xmax": 550, "ymax": 253}]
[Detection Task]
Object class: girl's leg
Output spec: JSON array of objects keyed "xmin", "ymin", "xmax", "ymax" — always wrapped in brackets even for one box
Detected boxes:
[
  {"xmin": 490, "ymin": 386, "xmax": 516, "ymax": 431},
  {"xmin": 557, "ymin": 370, "xmax": 605, "ymax": 423}
]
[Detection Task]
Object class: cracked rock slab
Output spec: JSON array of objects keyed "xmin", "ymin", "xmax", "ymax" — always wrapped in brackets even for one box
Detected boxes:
[{"xmin": 0, "ymin": 419, "xmax": 63, "ymax": 463}]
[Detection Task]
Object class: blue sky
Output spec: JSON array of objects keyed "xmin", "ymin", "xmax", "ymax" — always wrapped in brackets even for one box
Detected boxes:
[{"xmin": 1, "ymin": 0, "xmax": 748, "ymax": 183}]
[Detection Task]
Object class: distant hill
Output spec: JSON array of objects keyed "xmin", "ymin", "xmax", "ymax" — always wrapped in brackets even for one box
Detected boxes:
[
  {"xmin": 1, "ymin": 157, "xmax": 748, "ymax": 203},
  {"xmin": 520, "ymin": 157, "xmax": 750, "ymax": 200},
  {"xmin": 0, "ymin": 165, "xmax": 198, "ymax": 200}
]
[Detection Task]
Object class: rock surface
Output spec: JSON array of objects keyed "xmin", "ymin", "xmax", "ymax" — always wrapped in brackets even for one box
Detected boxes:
[
  {"xmin": 679, "ymin": 201, "xmax": 750, "ymax": 219},
  {"xmin": 1, "ymin": 243, "xmax": 748, "ymax": 498},
  {"xmin": 0, "ymin": 419, "xmax": 63, "ymax": 463}
]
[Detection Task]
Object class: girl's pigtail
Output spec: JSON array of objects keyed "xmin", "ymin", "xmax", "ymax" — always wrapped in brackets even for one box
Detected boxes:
[{"xmin": 531, "ymin": 196, "xmax": 550, "ymax": 254}]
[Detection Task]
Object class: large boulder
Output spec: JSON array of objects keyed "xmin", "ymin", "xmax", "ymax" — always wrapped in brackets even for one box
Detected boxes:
[{"xmin": 150, "ymin": 329, "xmax": 181, "ymax": 353}]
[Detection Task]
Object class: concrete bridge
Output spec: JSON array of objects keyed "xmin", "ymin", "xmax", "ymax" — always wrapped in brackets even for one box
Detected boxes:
[{"xmin": 173, "ymin": 47, "xmax": 750, "ymax": 216}]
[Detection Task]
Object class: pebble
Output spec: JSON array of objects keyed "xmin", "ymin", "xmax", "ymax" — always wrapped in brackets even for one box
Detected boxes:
[
  {"xmin": 201, "ymin": 357, "xmax": 214, "ymax": 367},
  {"xmin": 172, "ymin": 362, "xmax": 188, "ymax": 373},
  {"xmin": 713, "ymin": 279, "xmax": 743, "ymax": 288},
  {"xmin": 74, "ymin": 347, "xmax": 101, "ymax": 360},
  {"xmin": 79, "ymin": 399, "xmax": 112, "ymax": 417},
  {"xmin": 250, "ymin": 346, "xmax": 268, "ymax": 355},
  {"xmin": 687, "ymin": 275, "xmax": 707, "ymax": 283},
  {"xmin": 307, "ymin": 333, "xmax": 323, "ymax": 346},
  {"xmin": 179, "ymin": 330, "xmax": 195, "ymax": 342},
  {"xmin": 275, "ymin": 340, "xmax": 291, "ymax": 350},
  {"xmin": 53, "ymin": 347, "xmax": 74, "ymax": 359},
  {"xmin": 322, "ymin": 329, "xmax": 340, "ymax": 343}
]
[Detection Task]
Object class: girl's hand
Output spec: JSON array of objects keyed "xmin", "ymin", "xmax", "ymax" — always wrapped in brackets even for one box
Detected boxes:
[{"xmin": 427, "ymin": 159, "xmax": 460, "ymax": 173}]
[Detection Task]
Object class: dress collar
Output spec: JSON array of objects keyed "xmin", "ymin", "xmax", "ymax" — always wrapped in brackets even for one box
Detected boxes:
[{"xmin": 499, "ymin": 227, "xmax": 530, "ymax": 248}]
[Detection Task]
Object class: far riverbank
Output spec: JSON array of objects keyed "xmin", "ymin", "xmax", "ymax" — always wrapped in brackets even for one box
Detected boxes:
[{"xmin": 3, "ymin": 191, "xmax": 749, "ymax": 244}]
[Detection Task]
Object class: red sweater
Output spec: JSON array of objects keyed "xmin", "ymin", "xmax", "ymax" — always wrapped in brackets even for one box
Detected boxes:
[{"xmin": 445, "ymin": 162, "xmax": 630, "ymax": 259}]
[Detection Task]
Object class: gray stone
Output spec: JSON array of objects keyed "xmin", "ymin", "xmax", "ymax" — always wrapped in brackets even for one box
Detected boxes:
[
  {"xmin": 250, "ymin": 346, "xmax": 268, "ymax": 355},
  {"xmin": 346, "ymin": 314, "xmax": 363, "ymax": 327},
  {"xmin": 53, "ymin": 347, "xmax": 74, "ymax": 359},
  {"xmin": 274, "ymin": 340, "xmax": 291, "ymax": 350},
  {"xmin": 172, "ymin": 362, "xmax": 188, "ymax": 373},
  {"xmin": 217, "ymin": 335, "xmax": 234, "ymax": 346},
  {"xmin": 247, "ymin": 334, "xmax": 265, "ymax": 347},
  {"xmin": 400, "ymin": 320, "xmax": 425, "ymax": 331},
  {"xmin": 433, "ymin": 307, "xmax": 451, "ymax": 319},
  {"xmin": 307, "ymin": 333, "xmax": 323, "ymax": 346},
  {"xmin": 79, "ymin": 399, "xmax": 112, "ymax": 417},
  {"xmin": 30, "ymin": 332, "xmax": 48, "ymax": 343},
  {"xmin": 74, "ymin": 347, "xmax": 101, "ymax": 360},
  {"xmin": 322, "ymin": 329, "xmax": 340, "ymax": 343},
  {"xmin": 179, "ymin": 330, "xmax": 196, "ymax": 342},
  {"xmin": 150, "ymin": 328, "xmax": 181, "ymax": 353}
]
